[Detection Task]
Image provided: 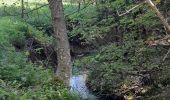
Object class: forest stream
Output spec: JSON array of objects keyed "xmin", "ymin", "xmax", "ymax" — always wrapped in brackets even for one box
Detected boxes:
[{"xmin": 70, "ymin": 71, "xmax": 95, "ymax": 99}]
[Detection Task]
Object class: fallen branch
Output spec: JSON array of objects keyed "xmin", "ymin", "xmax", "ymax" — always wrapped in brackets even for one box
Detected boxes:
[
  {"xmin": 117, "ymin": 2, "xmax": 145, "ymax": 17},
  {"xmin": 146, "ymin": 38, "xmax": 170, "ymax": 46},
  {"xmin": 146, "ymin": 0, "xmax": 170, "ymax": 33}
]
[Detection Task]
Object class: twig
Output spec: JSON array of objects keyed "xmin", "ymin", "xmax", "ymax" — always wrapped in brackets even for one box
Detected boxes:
[
  {"xmin": 25, "ymin": 4, "xmax": 49, "ymax": 14},
  {"xmin": 163, "ymin": 48, "xmax": 170, "ymax": 61},
  {"xmin": 0, "ymin": 4, "xmax": 49, "ymax": 17}
]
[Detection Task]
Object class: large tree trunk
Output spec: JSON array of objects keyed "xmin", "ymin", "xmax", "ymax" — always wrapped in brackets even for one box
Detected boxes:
[
  {"xmin": 48, "ymin": 0, "xmax": 72, "ymax": 86},
  {"xmin": 146, "ymin": 0, "xmax": 170, "ymax": 33}
]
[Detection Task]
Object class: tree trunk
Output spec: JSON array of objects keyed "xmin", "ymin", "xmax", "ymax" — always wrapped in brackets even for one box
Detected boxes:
[
  {"xmin": 48, "ymin": 0, "xmax": 72, "ymax": 86},
  {"xmin": 78, "ymin": 0, "xmax": 81, "ymax": 12},
  {"xmin": 146, "ymin": 0, "xmax": 170, "ymax": 33},
  {"xmin": 21, "ymin": 0, "xmax": 24, "ymax": 18}
]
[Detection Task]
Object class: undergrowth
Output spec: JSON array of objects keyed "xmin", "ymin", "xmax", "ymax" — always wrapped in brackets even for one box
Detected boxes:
[{"xmin": 0, "ymin": 17, "xmax": 83, "ymax": 100}]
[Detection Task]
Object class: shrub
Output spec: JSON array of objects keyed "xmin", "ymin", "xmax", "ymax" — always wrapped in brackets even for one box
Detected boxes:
[
  {"xmin": 0, "ymin": 16, "xmax": 82, "ymax": 100},
  {"xmin": 0, "ymin": 17, "xmax": 52, "ymax": 47},
  {"xmin": 75, "ymin": 34, "xmax": 169, "ymax": 99}
]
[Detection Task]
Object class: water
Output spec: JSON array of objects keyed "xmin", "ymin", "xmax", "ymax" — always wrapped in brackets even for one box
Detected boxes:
[{"xmin": 70, "ymin": 73, "xmax": 93, "ymax": 99}]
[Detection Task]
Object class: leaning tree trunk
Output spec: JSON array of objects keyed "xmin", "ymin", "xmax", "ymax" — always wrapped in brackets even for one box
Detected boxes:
[
  {"xmin": 48, "ymin": 0, "xmax": 72, "ymax": 86},
  {"xmin": 146, "ymin": 0, "xmax": 170, "ymax": 33}
]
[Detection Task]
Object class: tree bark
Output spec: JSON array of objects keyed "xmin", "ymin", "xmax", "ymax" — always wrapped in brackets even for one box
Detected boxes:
[
  {"xmin": 48, "ymin": 0, "xmax": 72, "ymax": 86},
  {"xmin": 78, "ymin": 0, "xmax": 81, "ymax": 12},
  {"xmin": 146, "ymin": 0, "xmax": 170, "ymax": 33},
  {"xmin": 21, "ymin": 0, "xmax": 24, "ymax": 18}
]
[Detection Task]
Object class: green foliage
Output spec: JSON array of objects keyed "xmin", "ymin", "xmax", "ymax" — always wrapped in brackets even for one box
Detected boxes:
[
  {"xmin": 0, "ymin": 17, "xmax": 52, "ymax": 45},
  {"xmin": 0, "ymin": 41, "xmax": 82, "ymax": 100},
  {"xmin": 71, "ymin": 0, "xmax": 170, "ymax": 98},
  {"xmin": 0, "ymin": 16, "xmax": 82, "ymax": 100},
  {"xmin": 0, "ymin": 0, "xmax": 169, "ymax": 99},
  {"xmin": 75, "ymin": 34, "xmax": 169, "ymax": 98}
]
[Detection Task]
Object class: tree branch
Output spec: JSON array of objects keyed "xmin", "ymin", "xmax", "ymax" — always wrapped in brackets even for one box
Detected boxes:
[
  {"xmin": 25, "ymin": 4, "xmax": 49, "ymax": 14},
  {"xmin": 145, "ymin": 0, "xmax": 170, "ymax": 33},
  {"xmin": 117, "ymin": 2, "xmax": 145, "ymax": 17},
  {"xmin": 163, "ymin": 48, "xmax": 170, "ymax": 62}
]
